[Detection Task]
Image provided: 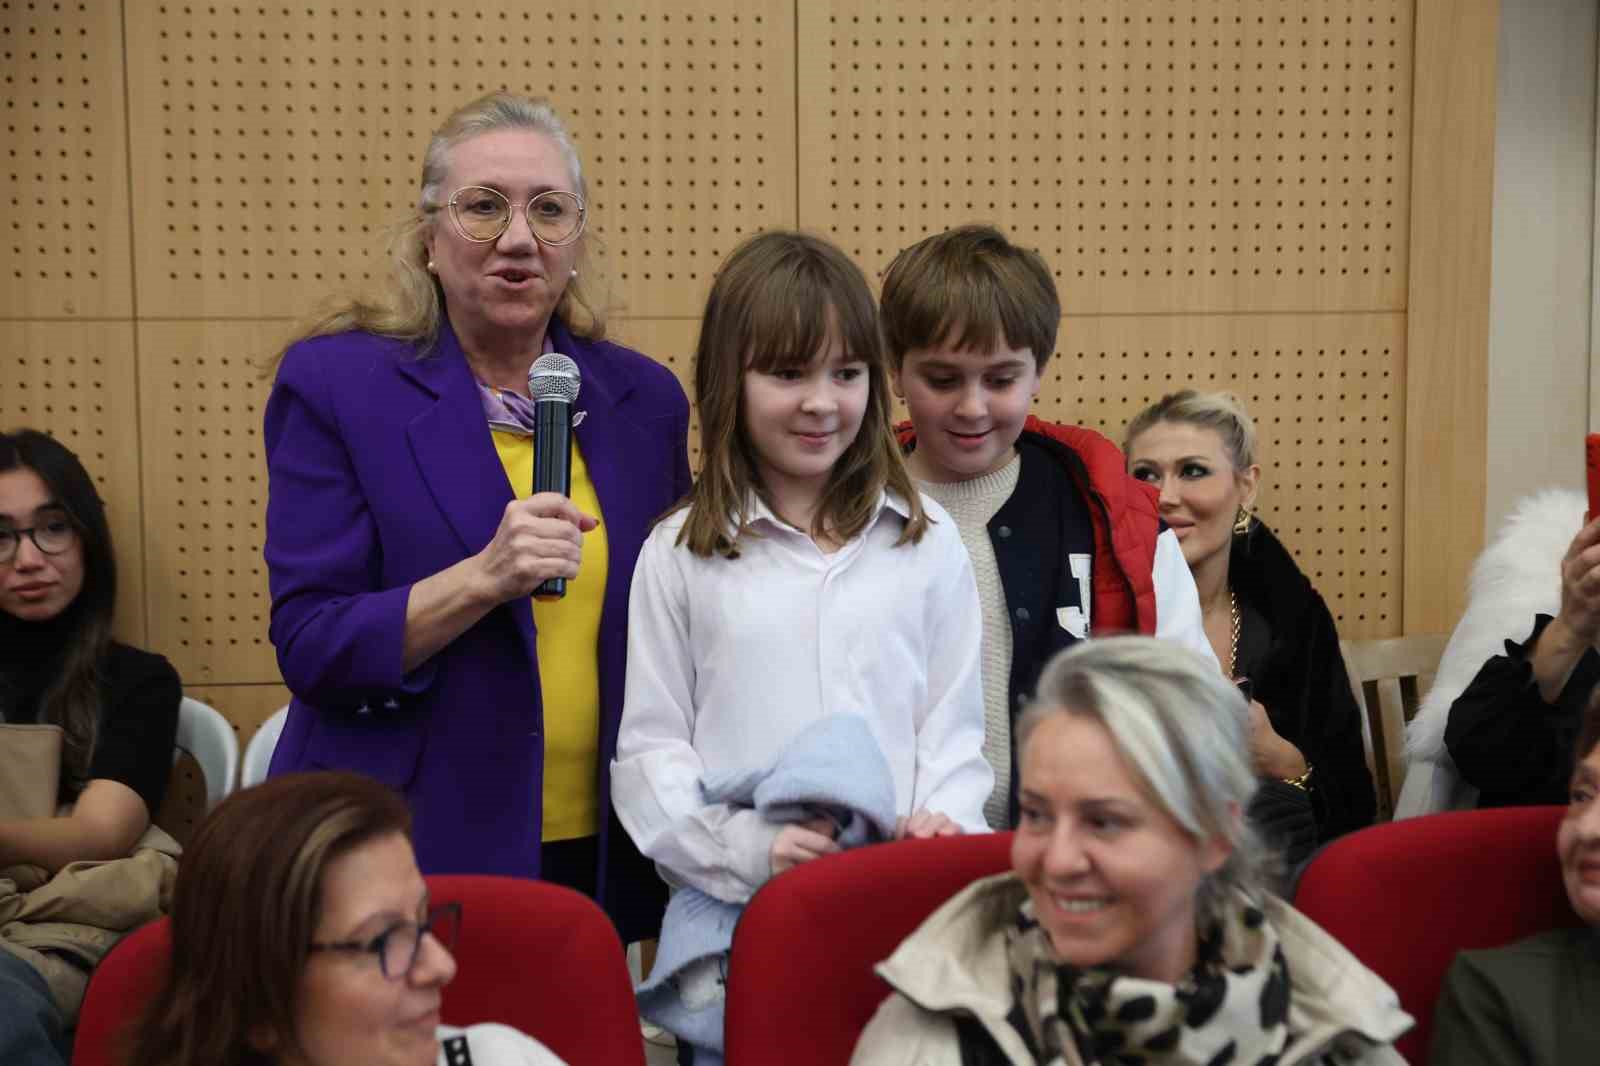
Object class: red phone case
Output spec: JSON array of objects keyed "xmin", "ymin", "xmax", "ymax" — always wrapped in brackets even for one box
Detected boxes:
[{"xmin": 1587, "ymin": 434, "xmax": 1600, "ymax": 521}]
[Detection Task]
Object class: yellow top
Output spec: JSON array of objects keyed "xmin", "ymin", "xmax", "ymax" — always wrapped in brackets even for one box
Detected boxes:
[{"xmin": 491, "ymin": 428, "xmax": 607, "ymax": 842}]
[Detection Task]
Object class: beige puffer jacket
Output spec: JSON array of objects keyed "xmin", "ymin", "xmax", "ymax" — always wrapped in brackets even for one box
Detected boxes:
[
  {"xmin": 0, "ymin": 823, "xmax": 181, "ymax": 1020},
  {"xmin": 850, "ymin": 873, "xmax": 1412, "ymax": 1066}
]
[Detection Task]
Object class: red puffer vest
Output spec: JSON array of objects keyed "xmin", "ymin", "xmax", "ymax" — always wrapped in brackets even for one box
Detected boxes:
[{"xmin": 896, "ymin": 416, "xmax": 1161, "ymax": 635}]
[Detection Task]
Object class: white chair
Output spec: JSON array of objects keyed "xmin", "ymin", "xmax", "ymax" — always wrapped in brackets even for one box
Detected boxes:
[
  {"xmin": 174, "ymin": 696, "xmax": 240, "ymax": 812},
  {"xmin": 240, "ymin": 706, "xmax": 288, "ymax": 789}
]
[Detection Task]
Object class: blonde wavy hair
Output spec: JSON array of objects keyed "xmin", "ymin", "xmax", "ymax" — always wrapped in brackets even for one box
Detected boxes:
[
  {"xmin": 270, "ymin": 92, "xmax": 604, "ymax": 365},
  {"xmin": 1122, "ymin": 389, "xmax": 1259, "ymax": 472}
]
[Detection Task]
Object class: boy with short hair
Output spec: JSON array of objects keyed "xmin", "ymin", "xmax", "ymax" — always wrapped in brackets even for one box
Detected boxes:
[{"xmin": 882, "ymin": 224, "xmax": 1213, "ymax": 829}]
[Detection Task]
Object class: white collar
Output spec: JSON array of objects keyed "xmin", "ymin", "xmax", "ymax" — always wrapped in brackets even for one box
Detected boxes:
[{"xmin": 738, "ymin": 488, "xmax": 911, "ymax": 536}]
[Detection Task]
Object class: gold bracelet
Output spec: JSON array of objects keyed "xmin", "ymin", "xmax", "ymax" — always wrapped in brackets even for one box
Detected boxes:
[{"xmin": 1282, "ymin": 762, "xmax": 1314, "ymax": 791}]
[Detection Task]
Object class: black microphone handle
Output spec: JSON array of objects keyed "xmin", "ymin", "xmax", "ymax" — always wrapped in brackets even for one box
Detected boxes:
[{"xmin": 532, "ymin": 397, "xmax": 574, "ymax": 600}]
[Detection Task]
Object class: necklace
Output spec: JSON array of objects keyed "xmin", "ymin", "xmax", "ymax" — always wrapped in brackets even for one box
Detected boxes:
[{"xmin": 1227, "ymin": 586, "xmax": 1241, "ymax": 678}]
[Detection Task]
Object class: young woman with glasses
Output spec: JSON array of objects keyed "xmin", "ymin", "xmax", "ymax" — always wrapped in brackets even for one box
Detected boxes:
[
  {"xmin": 0, "ymin": 429, "xmax": 181, "ymax": 1066},
  {"xmin": 124, "ymin": 771, "xmax": 568, "ymax": 1066},
  {"xmin": 261, "ymin": 92, "xmax": 689, "ymax": 944}
]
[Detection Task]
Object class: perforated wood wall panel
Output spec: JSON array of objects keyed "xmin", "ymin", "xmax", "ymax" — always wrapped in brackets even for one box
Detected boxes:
[
  {"xmin": 1, "ymin": 0, "xmax": 134, "ymax": 318},
  {"xmin": 123, "ymin": 1, "xmax": 797, "ymax": 320},
  {"xmin": 797, "ymin": 0, "xmax": 1410, "ymax": 313},
  {"xmin": 137, "ymin": 323, "xmax": 279, "ymax": 683},
  {"xmin": 3, "ymin": 0, "xmax": 1479, "ymax": 722},
  {"xmin": 0, "ymin": 322, "xmax": 146, "ymax": 642}
]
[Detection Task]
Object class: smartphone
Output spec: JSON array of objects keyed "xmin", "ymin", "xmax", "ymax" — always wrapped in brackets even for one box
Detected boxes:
[{"xmin": 1588, "ymin": 433, "xmax": 1600, "ymax": 521}]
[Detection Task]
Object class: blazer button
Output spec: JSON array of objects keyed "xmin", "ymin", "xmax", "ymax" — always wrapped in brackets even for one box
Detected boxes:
[
  {"xmin": 997, "ymin": 525, "xmax": 1012, "ymax": 538},
  {"xmin": 1015, "ymin": 607, "xmax": 1030, "ymax": 622}
]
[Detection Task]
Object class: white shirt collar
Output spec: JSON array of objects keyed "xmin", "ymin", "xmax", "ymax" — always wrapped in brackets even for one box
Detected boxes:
[{"xmin": 739, "ymin": 488, "xmax": 912, "ymax": 535}]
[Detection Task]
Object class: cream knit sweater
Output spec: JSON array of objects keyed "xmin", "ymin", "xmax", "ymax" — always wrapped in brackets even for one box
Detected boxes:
[{"xmin": 917, "ymin": 455, "xmax": 1021, "ymax": 828}]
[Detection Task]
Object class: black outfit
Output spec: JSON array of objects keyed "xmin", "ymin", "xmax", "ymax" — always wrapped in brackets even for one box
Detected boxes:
[
  {"xmin": 0, "ymin": 612, "xmax": 181, "ymax": 814},
  {"xmin": 1444, "ymin": 614, "xmax": 1598, "ymax": 808},
  {"xmin": 1230, "ymin": 522, "xmax": 1376, "ymax": 853}
]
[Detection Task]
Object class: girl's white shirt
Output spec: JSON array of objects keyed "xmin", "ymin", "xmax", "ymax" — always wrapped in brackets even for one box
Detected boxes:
[{"xmin": 611, "ymin": 490, "xmax": 994, "ymax": 904}]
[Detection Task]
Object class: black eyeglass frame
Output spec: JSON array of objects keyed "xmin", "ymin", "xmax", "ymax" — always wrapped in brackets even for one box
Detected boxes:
[
  {"xmin": 307, "ymin": 901, "xmax": 462, "ymax": 981},
  {"xmin": 0, "ymin": 517, "xmax": 79, "ymax": 565}
]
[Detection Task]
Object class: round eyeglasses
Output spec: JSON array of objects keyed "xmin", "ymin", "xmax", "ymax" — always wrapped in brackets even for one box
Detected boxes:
[
  {"xmin": 446, "ymin": 186, "xmax": 586, "ymax": 246},
  {"xmin": 308, "ymin": 901, "xmax": 462, "ymax": 981},
  {"xmin": 0, "ymin": 516, "xmax": 77, "ymax": 566}
]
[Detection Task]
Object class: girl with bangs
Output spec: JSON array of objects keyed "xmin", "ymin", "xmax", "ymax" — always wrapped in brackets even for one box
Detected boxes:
[{"xmin": 612, "ymin": 230, "xmax": 992, "ymax": 918}]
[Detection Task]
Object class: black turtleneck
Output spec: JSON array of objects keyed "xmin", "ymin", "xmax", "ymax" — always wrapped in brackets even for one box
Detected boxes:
[{"xmin": 0, "ymin": 610, "xmax": 181, "ymax": 815}]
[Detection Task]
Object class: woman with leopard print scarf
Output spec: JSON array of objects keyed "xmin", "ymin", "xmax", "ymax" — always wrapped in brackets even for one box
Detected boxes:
[{"xmin": 852, "ymin": 637, "xmax": 1411, "ymax": 1065}]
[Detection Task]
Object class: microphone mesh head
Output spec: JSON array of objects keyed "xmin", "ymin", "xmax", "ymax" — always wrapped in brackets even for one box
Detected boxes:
[{"xmin": 528, "ymin": 353, "xmax": 581, "ymax": 404}]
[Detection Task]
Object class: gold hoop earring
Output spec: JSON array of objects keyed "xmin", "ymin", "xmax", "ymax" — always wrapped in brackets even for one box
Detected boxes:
[{"xmin": 1233, "ymin": 507, "xmax": 1252, "ymax": 536}]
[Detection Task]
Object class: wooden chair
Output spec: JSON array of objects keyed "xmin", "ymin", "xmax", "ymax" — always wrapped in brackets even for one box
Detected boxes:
[{"xmin": 1339, "ymin": 635, "xmax": 1449, "ymax": 820}]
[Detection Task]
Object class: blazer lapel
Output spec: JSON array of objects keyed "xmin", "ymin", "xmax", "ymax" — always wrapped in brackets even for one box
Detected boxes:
[{"xmin": 399, "ymin": 326, "xmax": 512, "ymax": 558}]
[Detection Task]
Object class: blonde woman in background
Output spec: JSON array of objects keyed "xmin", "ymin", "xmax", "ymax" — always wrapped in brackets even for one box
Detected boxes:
[{"xmin": 1124, "ymin": 392, "xmax": 1374, "ymax": 864}]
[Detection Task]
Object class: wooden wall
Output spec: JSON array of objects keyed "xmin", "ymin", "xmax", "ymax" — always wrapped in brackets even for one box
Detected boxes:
[{"xmin": 0, "ymin": 0, "xmax": 1497, "ymax": 744}]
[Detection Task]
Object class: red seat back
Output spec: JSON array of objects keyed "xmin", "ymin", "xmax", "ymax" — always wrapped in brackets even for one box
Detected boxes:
[
  {"xmin": 1293, "ymin": 806, "xmax": 1580, "ymax": 1063},
  {"xmin": 73, "ymin": 874, "xmax": 642, "ymax": 1066},
  {"xmin": 726, "ymin": 833, "xmax": 1014, "ymax": 1065},
  {"xmin": 71, "ymin": 918, "xmax": 170, "ymax": 1066}
]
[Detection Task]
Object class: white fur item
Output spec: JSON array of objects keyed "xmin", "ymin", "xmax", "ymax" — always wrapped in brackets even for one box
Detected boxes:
[{"xmin": 1394, "ymin": 488, "xmax": 1582, "ymax": 818}]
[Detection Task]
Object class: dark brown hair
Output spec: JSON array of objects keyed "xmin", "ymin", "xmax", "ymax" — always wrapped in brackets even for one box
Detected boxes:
[
  {"xmin": 123, "ymin": 772, "xmax": 412, "ymax": 1066},
  {"xmin": 0, "ymin": 429, "xmax": 116, "ymax": 789},
  {"xmin": 879, "ymin": 224, "xmax": 1061, "ymax": 370},
  {"xmin": 676, "ymin": 230, "xmax": 927, "ymax": 557}
]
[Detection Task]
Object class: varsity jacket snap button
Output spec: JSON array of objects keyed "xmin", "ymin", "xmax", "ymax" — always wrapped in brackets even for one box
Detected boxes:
[
  {"xmin": 997, "ymin": 525, "xmax": 1012, "ymax": 538},
  {"xmin": 1015, "ymin": 607, "xmax": 1030, "ymax": 621}
]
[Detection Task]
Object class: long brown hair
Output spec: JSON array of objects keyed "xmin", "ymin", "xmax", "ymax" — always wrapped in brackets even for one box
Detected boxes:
[
  {"xmin": 0, "ymin": 429, "xmax": 114, "ymax": 789},
  {"xmin": 676, "ymin": 230, "xmax": 928, "ymax": 558},
  {"xmin": 122, "ymin": 772, "xmax": 413, "ymax": 1066},
  {"xmin": 268, "ymin": 91, "xmax": 604, "ymax": 369}
]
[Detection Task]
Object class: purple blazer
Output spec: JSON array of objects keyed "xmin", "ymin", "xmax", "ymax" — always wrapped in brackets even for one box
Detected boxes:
[{"xmin": 263, "ymin": 316, "xmax": 690, "ymax": 940}]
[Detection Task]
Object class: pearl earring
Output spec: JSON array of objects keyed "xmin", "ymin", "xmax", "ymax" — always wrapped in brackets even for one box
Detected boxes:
[
  {"xmin": 570, "ymin": 268, "xmax": 579, "ymax": 278},
  {"xmin": 426, "ymin": 260, "xmax": 437, "ymax": 272}
]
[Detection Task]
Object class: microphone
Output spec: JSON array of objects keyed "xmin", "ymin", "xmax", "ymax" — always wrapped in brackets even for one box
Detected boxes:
[{"xmin": 528, "ymin": 352, "xmax": 582, "ymax": 601}]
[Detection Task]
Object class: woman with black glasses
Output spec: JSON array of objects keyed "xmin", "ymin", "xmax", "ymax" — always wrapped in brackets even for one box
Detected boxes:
[
  {"xmin": 0, "ymin": 429, "xmax": 181, "ymax": 1066},
  {"xmin": 124, "ymin": 771, "xmax": 566, "ymax": 1066},
  {"xmin": 261, "ymin": 92, "xmax": 689, "ymax": 944}
]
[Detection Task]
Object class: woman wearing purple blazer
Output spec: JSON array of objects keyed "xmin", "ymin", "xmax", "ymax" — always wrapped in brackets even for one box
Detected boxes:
[{"xmin": 263, "ymin": 93, "xmax": 689, "ymax": 941}]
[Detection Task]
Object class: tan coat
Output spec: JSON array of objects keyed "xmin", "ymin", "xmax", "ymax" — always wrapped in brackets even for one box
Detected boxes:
[
  {"xmin": 0, "ymin": 824, "xmax": 180, "ymax": 1020},
  {"xmin": 850, "ymin": 873, "xmax": 1412, "ymax": 1066}
]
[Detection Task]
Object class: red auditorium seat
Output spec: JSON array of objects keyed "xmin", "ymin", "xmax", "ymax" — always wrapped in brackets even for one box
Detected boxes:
[
  {"xmin": 72, "ymin": 874, "xmax": 643, "ymax": 1066},
  {"xmin": 1293, "ymin": 805, "xmax": 1580, "ymax": 1063},
  {"xmin": 725, "ymin": 831, "xmax": 1014, "ymax": 1065}
]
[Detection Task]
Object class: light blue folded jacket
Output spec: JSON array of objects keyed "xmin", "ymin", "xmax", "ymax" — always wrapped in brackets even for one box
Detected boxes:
[{"xmin": 635, "ymin": 713, "xmax": 898, "ymax": 1065}]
